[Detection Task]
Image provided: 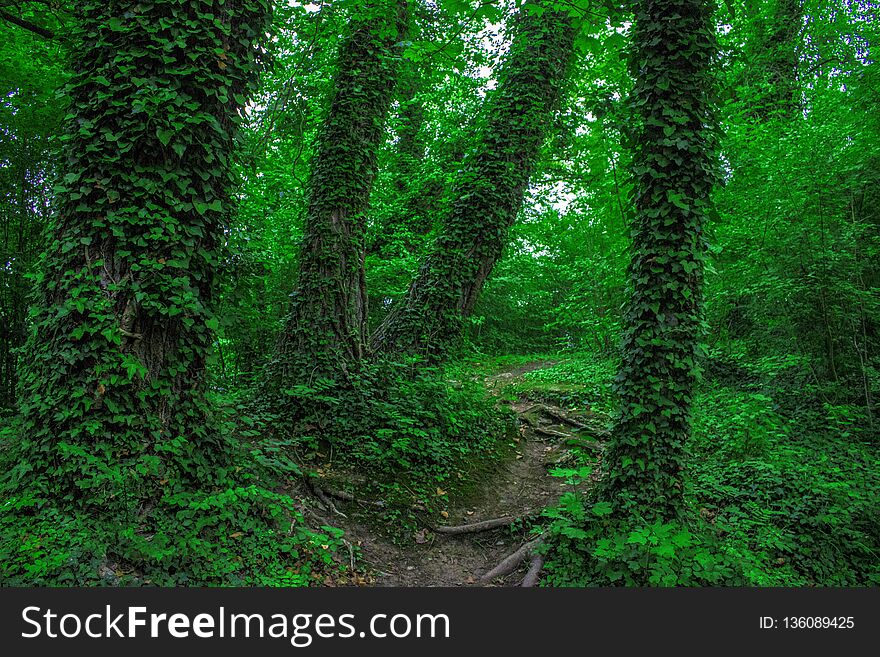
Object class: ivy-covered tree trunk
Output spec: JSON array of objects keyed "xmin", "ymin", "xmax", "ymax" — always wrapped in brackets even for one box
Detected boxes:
[
  {"xmin": 368, "ymin": 9, "xmax": 444, "ymax": 259},
  {"xmin": 598, "ymin": 0, "xmax": 717, "ymax": 521},
  {"xmin": 370, "ymin": 4, "xmax": 575, "ymax": 360},
  {"xmin": 262, "ymin": 0, "xmax": 407, "ymax": 396},
  {"xmin": 748, "ymin": 0, "xmax": 802, "ymax": 119},
  {"xmin": 391, "ymin": 69, "xmax": 433, "ymax": 240},
  {"xmin": 13, "ymin": 0, "xmax": 269, "ymax": 504}
]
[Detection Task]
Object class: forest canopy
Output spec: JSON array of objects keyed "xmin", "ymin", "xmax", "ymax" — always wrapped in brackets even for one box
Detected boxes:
[{"xmin": 0, "ymin": 0, "xmax": 877, "ymax": 587}]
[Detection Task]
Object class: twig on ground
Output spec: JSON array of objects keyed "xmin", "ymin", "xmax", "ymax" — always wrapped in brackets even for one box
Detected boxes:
[{"xmin": 342, "ymin": 539, "xmax": 356, "ymax": 571}]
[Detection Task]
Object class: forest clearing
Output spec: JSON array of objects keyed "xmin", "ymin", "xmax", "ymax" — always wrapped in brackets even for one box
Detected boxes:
[{"xmin": 0, "ymin": 0, "xmax": 877, "ymax": 589}]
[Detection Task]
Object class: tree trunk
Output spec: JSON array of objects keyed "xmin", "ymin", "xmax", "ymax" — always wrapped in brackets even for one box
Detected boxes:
[
  {"xmin": 370, "ymin": 3, "xmax": 576, "ymax": 360},
  {"xmin": 13, "ymin": 0, "xmax": 270, "ymax": 505},
  {"xmin": 598, "ymin": 0, "xmax": 718, "ymax": 521},
  {"xmin": 746, "ymin": 0, "xmax": 802, "ymax": 119},
  {"xmin": 261, "ymin": 0, "xmax": 407, "ymax": 400}
]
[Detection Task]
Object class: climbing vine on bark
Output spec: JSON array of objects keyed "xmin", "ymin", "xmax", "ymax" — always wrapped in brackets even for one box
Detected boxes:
[
  {"xmin": 599, "ymin": 0, "xmax": 719, "ymax": 521},
  {"xmin": 261, "ymin": 0, "xmax": 408, "ymax": 408},
  {"xmin": 12, "ymin": 0, "xmax": 271, "ymax": 506},
  {"xmin": 371, "ymin": 2, "xmax": 577, "ymax": 361}
]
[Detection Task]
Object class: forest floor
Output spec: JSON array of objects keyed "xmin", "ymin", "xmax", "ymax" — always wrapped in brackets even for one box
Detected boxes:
[{"xmin": 322, "ymin": 360, "xmax": 608, "ymax": 587}]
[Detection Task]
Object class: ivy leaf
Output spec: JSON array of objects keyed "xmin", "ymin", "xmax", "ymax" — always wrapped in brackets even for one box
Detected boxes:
[{"xmin": 157, "ymin": 128, "xmax": 174, "ymax": 146}]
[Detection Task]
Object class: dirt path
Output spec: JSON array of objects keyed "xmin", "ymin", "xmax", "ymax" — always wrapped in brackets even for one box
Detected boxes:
[{"xmin": 334, "ymin": 361, "xmax": 606, "ymax": 587}]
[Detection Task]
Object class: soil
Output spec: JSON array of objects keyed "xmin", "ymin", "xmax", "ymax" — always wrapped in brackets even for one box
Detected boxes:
[{"xmin": 324, "ymin": 361, "xmax": 606, "ymax": 587}]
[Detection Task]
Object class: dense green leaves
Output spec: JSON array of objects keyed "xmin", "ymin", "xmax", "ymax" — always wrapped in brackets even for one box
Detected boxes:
[{"xmin": 0, "ymin": 0, "xmax": 876, "ymax": 587}]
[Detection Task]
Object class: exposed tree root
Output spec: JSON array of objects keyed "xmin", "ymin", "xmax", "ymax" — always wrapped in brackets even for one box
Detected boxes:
[
  {"xmin": 321, "ymin": 486, "xmax": 356, "ymax": 502},
  {"xmin": 563, "ymin": 437, "xmax": 603, "ymax": 452},
  {"xmin": 306, "ymin": 478, "xmax": 387, "ymax": 510},
  {"xmin": 521, "ymin": 555, "xmax": 544, "ymax": 587},
  {"xmin": 537, "ymin": 404, "xmax": 589, "ymax": 430},
  {"xmin": 516, "ymin": 402, "xmax": 609, "ymax": 440},
  {"xmin": 306, "ymin": 479, "xmax": 347, "ymax": 517},
  {"xmin": 478, "ymin": 536, "xmax": 542, "ymax": 584},
  {"xmin": 532, "ymin": 426, "xmax": 573, "ymax": 439},
  {"xmin": 519, "ymin": 412, "xmax": 539, "ymax": 428},
  {"xmin": 433, "ymin": 515, "xmax": 517, "ymax": 535}
]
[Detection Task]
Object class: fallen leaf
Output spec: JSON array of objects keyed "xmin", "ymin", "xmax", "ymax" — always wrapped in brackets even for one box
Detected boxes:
[
  {"xmin": 440, "ymin": 510, "xmax": 449, "ymax": 518},
  {"xmin": 436, "ymin": 487, "xmax": 447, "ymax": 496},
  {"xmin": 414, "ymin": 528, "xmax": 428, "ymax": 544},
  {"xmin": 229, "ymin": 532, "xmax": 243, "ymax": 539}
]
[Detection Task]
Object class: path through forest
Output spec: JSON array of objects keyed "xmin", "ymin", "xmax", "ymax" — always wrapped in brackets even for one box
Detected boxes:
[{"xmin": 330, "ymin": 361, "xmax": 607, "ymax": 587}]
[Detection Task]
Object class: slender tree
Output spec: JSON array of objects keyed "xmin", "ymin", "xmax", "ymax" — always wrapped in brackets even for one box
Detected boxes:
[
  {"xmin": 597, "ymin": 0, "xmax": 718, "ymax": 521},
  {"xmin": 370, "ymin": 2, "xmax": 576, "ymax": 360},
  {"xmin": 746, "ymin": 0, "xmax": 802, "ymax": 119},
  {"xmin": 12, "ymin": 0, "xmax": 270, "ymax": 504},
  {"xmin": 261, "ymin": 0, "xmax": 407, "ymax": 399},
  {"xmin": 368, "ymin": 7, "xmax": 445, "ymax": 258}
]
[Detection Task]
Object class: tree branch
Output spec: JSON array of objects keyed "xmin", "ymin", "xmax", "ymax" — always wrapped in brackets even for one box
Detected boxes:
[{"xmin": 0, "ymin": 9, "xmax": 54, "ymax": 39}]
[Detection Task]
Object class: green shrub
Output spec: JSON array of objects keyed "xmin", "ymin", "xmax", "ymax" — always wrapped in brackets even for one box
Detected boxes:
[{"xmin": 542, "ymin": 492, "xmax": 746, "ymax": 586}]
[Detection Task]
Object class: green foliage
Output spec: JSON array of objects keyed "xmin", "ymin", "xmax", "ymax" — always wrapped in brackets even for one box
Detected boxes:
[
  {"xmin": 0, "ymin": 476, "xmax": 346, "ymax": 586},
  {"xmin": 692, "ymin": 387, "xmax": 789, "ymax": 458},
  {"xmin": 0, "ymin": 0, "xmax": 877, "ymax": 588},
  {"xmin": 543, "ymin": 352, "xmax": 879, "ymax": 586},
  {"xmin": 262, "ymin": 355, "xmax": 509, "ymax": 483},
  {"xmin": 543, "ymin": 493, "xmax": 745, "ymax": 586},
  {"xmin": 0, "ymin": 9, "xmax": 69, "ymax": 407},
  {"xmin": 518, "ymin": 356, "xmax": 617, "ymax": 413}
]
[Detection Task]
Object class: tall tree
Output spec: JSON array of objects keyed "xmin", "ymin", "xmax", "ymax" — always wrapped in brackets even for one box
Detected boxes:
[
  {"xmin": 750, "ymin": 0, "xmax": 802, "ymax": 119},
  {"xmin": 0, "ymin": 12, "xmax": 67, "ymax": 407},
  {"xmin": 12, "ymin": 0, "xmax": 270, "ymax": 504},
  {"xmin": 370, "ymin": 2, "xmax": 576, "ymax": 360},
  {"xmin": 261, "ymin": 0, "xmax": 407, "ymax": 400},
  {"xmin": 730, "ymin": 0, "xmax": 804, "ymax": 121},
  {"xmin": 367, "ymin": 7, "xmax": 446, "ymax": 260},
  {"xmin": 597, "ymin": 0, "xmax": 718, "ymax": 521}
]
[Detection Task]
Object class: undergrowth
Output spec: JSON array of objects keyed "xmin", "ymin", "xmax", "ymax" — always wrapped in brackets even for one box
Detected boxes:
[
  {"xmin": 0, "ymin": 410, "xmax": 347, "ymax": 586},
  {"xmin": 539, "ymin": 350, "xmax": 880, "ymax": 586},
  {"xmin": 245, "ymin": 357, "xmax": 514, "ymax": 541}
]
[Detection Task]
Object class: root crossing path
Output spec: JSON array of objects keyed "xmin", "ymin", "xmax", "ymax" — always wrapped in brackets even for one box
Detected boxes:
[{"xmin": 333, "ymin": 361, "xmax": 607, "ymax": 587}]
